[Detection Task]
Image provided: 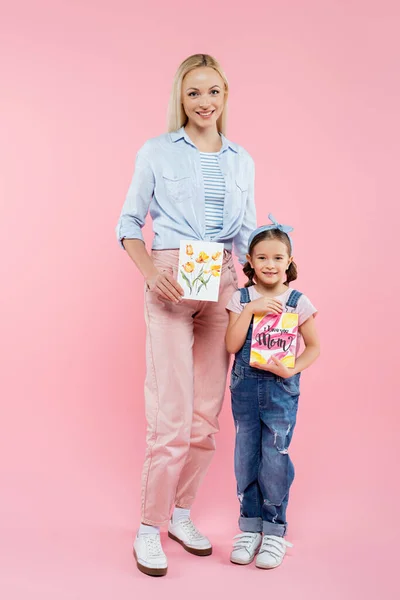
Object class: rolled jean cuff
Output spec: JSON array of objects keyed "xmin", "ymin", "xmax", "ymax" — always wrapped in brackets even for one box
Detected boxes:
[
  {"xmin": 262, "ymin": 521, "xmax": 286, "ymax": 536},
  {"xmin": 239, "ymin": 517, "xmax": 262, "ymax": 533}
]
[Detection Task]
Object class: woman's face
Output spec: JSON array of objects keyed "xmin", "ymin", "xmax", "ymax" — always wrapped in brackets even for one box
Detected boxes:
[{"xmin": 181, "ymin": 67, "xmax": 226, "ymax": 130}]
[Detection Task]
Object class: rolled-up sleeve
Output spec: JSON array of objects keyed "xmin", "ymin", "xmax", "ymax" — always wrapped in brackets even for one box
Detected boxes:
[
  {"xmin": 115, "ymin": 148, "xmax": 155, "ymax": 248},
  {"xmin": 233, "ymin": 156, "xmax": 257, "ymax": 264}
]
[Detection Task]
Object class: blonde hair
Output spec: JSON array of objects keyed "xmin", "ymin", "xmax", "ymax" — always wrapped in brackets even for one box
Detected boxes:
[{"xmin": 167, "ymin": 54, "xmax": 229, "ymax": 134}]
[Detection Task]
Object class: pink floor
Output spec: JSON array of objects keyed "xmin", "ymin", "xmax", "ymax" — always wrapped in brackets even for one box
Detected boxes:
[
  {"xmin": 1, "ymin": 406, "xmax": 396, "ymax": 600},
  {"xmin": 1, "ymin": 521, "xmax": 395, "ymax": 600}
]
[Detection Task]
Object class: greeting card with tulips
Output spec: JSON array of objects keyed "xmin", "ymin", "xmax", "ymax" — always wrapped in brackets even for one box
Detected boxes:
[{"xmin": 178, "ymin": 241, "xmax": 224, "ymax": 301}]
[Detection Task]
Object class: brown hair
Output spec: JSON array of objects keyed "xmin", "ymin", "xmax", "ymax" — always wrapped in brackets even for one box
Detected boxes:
[{"xmin": 243, "ymin": 229, "xmax": 298, "ymax": 288}]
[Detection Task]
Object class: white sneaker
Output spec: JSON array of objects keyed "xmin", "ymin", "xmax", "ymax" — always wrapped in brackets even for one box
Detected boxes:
[
  {"xmin": 133, "ymin": 533, "xmax": 168, "ymax": 576},
  {"xmin": 168, "ymin": 518, "xmax": 212, "ymax": 556},
  {"xmin": 230, "ymin": 532, "xmax": 262, "ymax": 565},
  {"xmin": 255, "ymin": 534, "xmax": 293, "ymax": 569}
]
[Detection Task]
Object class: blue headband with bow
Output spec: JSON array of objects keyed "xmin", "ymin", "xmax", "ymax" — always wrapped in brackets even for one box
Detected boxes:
[{"xmin": 248, "ymin": 214, "xmax": 294, "ymax": 254}]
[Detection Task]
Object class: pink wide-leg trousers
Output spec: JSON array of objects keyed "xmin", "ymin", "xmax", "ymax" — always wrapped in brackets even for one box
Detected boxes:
[{"xmin": 141, "ymin": 249, "xmax": 238, "ymax": 525}]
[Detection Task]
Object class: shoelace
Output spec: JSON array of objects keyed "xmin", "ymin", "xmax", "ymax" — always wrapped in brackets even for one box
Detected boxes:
[
  {"xmin": 180, "ymin": 519, "xmax": 204, "ymax": 540},
  {"xmin": 144, "ymin": 534, "xmax": 164, "ymax": 557},
  {"xmin": 233, "ymin": 533, "xmax": 260, "ymax": 552},
  {"xmin": 258, "ymin": 535, "xmax": 293, "ymax": 560}
]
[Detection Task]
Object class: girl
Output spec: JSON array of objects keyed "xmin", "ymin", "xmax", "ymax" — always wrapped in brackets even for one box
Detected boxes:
[
  {"xmin": 116, "ymin": 54, "xmax": 256, "ymax": 577},
  {"xmin": 225, "ymin": 215, "xmax": 320, "ymax": 569}
]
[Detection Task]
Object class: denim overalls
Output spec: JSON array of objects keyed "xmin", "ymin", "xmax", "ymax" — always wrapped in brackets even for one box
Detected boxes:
[{"xmin": 230, "ymin": 287, "xmax": 302, "ymax": 536}]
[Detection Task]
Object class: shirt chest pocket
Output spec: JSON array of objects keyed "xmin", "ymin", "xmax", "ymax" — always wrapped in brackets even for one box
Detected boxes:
[
  {"xmin": 235, "ymin": 178, "xmax": 248, "ymax": 206},
  {"xmin": 235, "ymin": 177, "xmax": 248, "ymax": 192},
  {"xmin": 162, "ymin": 170, "xmax": 193, "ymax": 204}
]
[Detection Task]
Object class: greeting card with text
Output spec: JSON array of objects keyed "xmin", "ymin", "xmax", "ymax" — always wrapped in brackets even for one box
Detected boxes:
[{"xmin": 250, "ymin": 312, "xmax": 299, "ymax": 368}]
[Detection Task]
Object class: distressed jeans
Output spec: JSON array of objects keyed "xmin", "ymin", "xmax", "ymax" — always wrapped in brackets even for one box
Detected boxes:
[{"xmin": 230, "ymin": 359, "xmax": 301, "ymax": 536}]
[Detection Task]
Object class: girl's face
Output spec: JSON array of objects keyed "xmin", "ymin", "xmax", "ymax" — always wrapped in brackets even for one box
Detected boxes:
[
  {"xmin": 181, "ymin": 67, "xmax": 226, "ymax": 130},
  {"xmin": 247, "ymin": 238, "xmax": 292, "ymax": 287}
]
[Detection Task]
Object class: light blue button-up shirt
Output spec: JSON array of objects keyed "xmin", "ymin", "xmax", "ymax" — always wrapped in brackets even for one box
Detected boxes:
[{"xmin": 116, "ymin": 127, "xmax": 257, "ymax": 264}]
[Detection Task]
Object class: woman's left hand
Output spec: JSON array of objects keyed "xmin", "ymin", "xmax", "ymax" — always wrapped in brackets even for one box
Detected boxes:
[{"xmin": 252, "ymin": 356, "xmax": 295, "ymax": 379}]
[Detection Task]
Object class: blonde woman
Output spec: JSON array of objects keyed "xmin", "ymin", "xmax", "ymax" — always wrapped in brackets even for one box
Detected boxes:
[{"xmin": 116, "ymin": 54, "xmax": 256, "ymax": 577}]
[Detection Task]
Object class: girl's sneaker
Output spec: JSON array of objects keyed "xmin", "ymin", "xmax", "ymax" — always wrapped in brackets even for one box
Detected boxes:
[
  {"xmin": 230, "ymin": 532, "xmax": 262, "ymax": 565},
  {"xmin": 255, "ymin": 534, "xmax": 293, "ymax": 569}
]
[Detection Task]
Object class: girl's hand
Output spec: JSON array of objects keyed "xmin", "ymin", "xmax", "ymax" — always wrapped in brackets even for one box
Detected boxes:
[
  {"xmin": 146, "ymin": 271, "xmax": 184, "ymax": 303},
  {"xmin": 249, "ymin": 297, "xmax": 283, "ymax": 316},
  {"xmin": 252, "ymin": 356, "xmax": 295, "ymax": 378}
]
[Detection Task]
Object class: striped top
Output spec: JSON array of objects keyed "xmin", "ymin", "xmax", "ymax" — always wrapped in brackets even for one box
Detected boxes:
[{"xmin": 200, "ymin": 152, "xmax": 226, "ymax": 237}]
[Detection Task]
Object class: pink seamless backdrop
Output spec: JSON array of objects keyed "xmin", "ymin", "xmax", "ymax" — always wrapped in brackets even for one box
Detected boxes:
[{"xmin": 1, "ymin": 1, "xmax": 399, "ymax": 598}]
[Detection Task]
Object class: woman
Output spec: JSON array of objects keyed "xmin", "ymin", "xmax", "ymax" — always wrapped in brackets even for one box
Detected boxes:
[{"xmin": 116, "ymin": 54, "xmax": 256, "ymax": 577}]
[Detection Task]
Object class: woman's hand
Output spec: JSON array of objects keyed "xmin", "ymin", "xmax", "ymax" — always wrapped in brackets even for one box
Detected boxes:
[
  {"xmin": 249, "ymin": 297, "xmax": 283, "ymax": 316},
  {"xmin": 145, "ymin": 271, "xmax": 184, "ymax": 303},
  {"xmin": 252, "ymin": 356, "xmax": 294, "ymax": 378}
]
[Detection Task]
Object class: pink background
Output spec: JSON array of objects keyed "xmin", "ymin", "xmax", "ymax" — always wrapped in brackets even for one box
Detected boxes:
[{"xmin": 1, "ymin": 1, "xmax": 399, "ymax": 597}]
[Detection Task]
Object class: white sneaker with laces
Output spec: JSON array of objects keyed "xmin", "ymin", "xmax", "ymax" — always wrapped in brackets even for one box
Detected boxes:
[
  {"xmin": 168, "ymin": 518, "xmax": 212, "ymax": 556},
  {"xmin": 133, "ymin": 533, "xmax": 168, "ymax": 576},
  {"xmin": 255, "ymin": 534, "xmax": 293, "ymax": 569},
  {"xmin": 230, "ymin": 532, "xmax": 262, "ymax": 565}
]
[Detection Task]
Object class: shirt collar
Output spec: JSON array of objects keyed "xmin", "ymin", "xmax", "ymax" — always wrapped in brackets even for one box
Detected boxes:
[{"xmin": 170, "ymin": 126, "xmax": 238, "ymax": 154}]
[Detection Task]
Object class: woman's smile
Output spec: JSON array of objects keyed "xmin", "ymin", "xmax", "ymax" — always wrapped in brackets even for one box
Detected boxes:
[{"xmin": 196, "ymin": 110, "xmax": 215, "ymax": 118}]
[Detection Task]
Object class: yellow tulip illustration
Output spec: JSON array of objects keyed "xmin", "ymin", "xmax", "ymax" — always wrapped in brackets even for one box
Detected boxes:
[
  {"xmin": 183, "ymin": 261, "xmax": 195, "ymax": 273},
  {"xmin": 212, "ymin": 251, "xmax": 222, "ymax": 261},
  {"xmin": 196, "ymin": 251, "xmax": 210, "ymax": 263},
  {"xmin": 186, "ymin": 244, "xmax": 194, "ymax": 256},
  {"xmin": 210, "ymin": 264, "xmax": 221, "ymax": 277}
]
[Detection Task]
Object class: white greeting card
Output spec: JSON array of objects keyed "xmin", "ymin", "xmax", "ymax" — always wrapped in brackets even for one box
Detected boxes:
[{"xmin": 178, "ymin": 241, "xmax": 224, "ymax": 302}]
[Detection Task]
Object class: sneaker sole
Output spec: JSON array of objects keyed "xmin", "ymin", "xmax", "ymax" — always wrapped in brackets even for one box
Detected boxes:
[
  {"xmin": 255, "ymin": 561, "xmax": 281, "ymax": 570},
  {"xmin": 168, "ymin": 532, "xmax": 212, "ymax": 556},
  {"xmin": 230, "ymin": 556, "xmax": 255, "ymax": 565},
  {"xmin": 133, "ymin": 548, "xmax": 168, "ymax": 577}
]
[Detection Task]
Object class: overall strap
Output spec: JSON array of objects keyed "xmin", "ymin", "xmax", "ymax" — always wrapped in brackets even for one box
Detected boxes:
[
  {"xmin": 239, "ymin": 287, "xmax": 251, "ymax": 304},
  {"xmin": 286, "ymin": 289, "xmax": 303, "ymax": 311}
]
